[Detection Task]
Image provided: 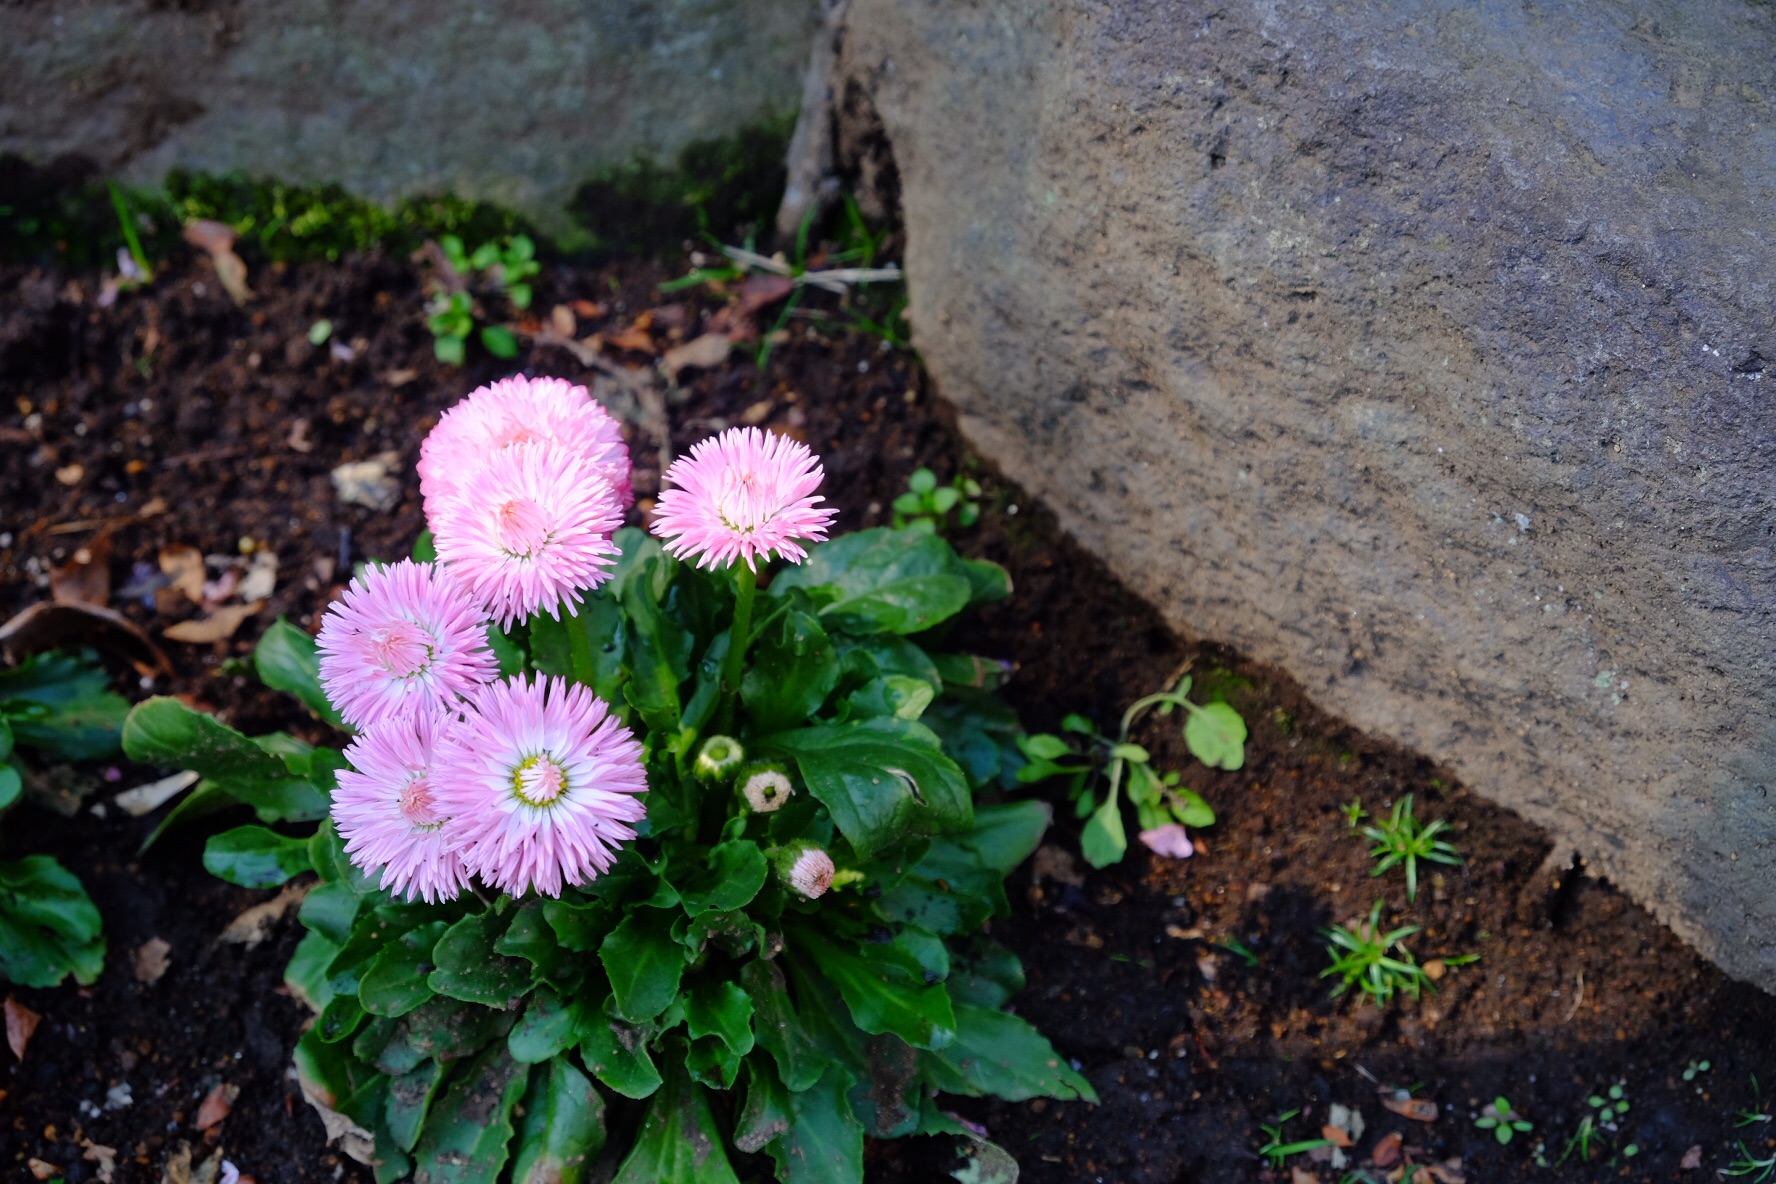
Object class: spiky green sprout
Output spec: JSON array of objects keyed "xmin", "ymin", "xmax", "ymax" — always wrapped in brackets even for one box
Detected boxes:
[
  {"xmin": 1256, "ymin": 1110, "xmax": 1335, "ymax": 1169},
  {"xmin": 1362, "ymin": 793, "xmax": 1461, "ymax": 901},
  {"xmin": 1321, "ymin": 900, "xmax": 1434, "ymax": 1008}
]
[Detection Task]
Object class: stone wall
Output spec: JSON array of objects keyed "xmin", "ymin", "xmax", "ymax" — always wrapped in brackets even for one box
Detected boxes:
[{"xmin": 838, "ymin": 0, "xmax": 1776, "ymax": 988}]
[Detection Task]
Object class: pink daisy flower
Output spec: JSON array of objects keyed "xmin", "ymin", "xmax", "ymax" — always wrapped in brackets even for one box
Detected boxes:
[
  {"xmin": 418, "ymin": 374, "xmax": 634, "ymax": 510},
  {"xmin": 650, "ymin": 426, "xmax": 836, "ymax": 570},
  {"xmin": 332, "ymin": 706, "xmax": 473, "ymax": 904},
  {"xmin": 316, "ymin": 559, "xmax": 498, "ymax": 729},
  {"xmin": 433, "ymin": 675, "xmax": 647, "ymax": 897},
  {"xmin": 429, "ymin": 443, "xmax": 623, "ymax": 628}
]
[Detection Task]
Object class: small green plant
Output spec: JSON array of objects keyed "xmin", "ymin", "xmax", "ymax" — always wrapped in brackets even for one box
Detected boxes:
[
  {"xmin": 1362, "ymin": 793, "xmax": 1461, "ymax": 901},
  {"xmin": 1341, "ymin": 797, "xmax": 1367, "ymax": 830},
  {"xmin": 1475, "ymin": 1096, "xmax": 1533, "ymax": 1144},
  {"xmin": 0, "ymin": 856, "xmax": 106, "ymax": 987},
  {"xmin": 1724, "ymin": 1144, "xmax": 1776, "ymax": 1181},
  {"xmin": 423, "ymin": 233, "xmax": 539, "ymax": 364},
  {"xmin": 893, "ymin": 468, "xmax": 982, "ymax": 533},
  {"xmin": 1256, "ymin": 1109, "xmax": 1336, "ymax": 1169},
  {"xmin": 1683, "ymin": 1058, "xmax": 1712, "ymax": 1082},
  {"xmin": 1321, "ymin": 900, "xmax": 1434, "ymax": 1007},
  {"xmin": 107, "ymin": 180, "xmax": 152, "ymax": 283},
  {"xmin": 1560, "ymin": 1083, "xmax": 1635, "ymax": 1165},
  {"xmin": 1016, "ymin": 674, "xmax": 1245, "ymax": 868},
  {"xmin": 1214, "ymin": 936, "xmax": 1259, "ymax": 967}
]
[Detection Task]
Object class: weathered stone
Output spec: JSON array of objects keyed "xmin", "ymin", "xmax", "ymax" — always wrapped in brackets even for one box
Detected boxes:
[
  {"xmin": 840, "ymin": 0, "xmax": 1776, "ymax": 986},
  {"xmin": 0, "ymin": 0, "xmax": 820, "ymax": 238}
]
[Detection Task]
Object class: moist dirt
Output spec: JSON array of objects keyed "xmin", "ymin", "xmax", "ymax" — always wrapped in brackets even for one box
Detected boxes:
[{"xmin": 1, "ymin": 250, "xmax": 1771, "ymax": 1184}]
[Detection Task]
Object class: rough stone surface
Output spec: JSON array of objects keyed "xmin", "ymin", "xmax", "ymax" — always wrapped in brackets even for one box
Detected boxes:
[
  {"xmin": 840, "ymin": 0, "xmax": 1776, "ymax": 986},
  {"xmin": 1, "ymin": 0, "xmax": 820, "ymax": 237}
]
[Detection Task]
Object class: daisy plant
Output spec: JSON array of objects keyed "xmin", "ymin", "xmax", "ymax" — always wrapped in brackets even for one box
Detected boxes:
[{"xmin": 122, "ymin": 381, "xmax": 1093, "ymax": 1184}]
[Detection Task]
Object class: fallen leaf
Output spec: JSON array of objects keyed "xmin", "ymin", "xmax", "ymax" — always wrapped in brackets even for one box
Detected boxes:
[
  {"xmin": 161, "ymin": 1141, "xmax": 192, "ymax": 1184},
  {"xmin": 220, "ymin": 882, "xmax": 311, "ymax": 951},
  {"xmin": 605, "ymin": 323, "xmax": 657, "ymax": 354},
  {"xmin": 183, "ymin": 221, "xmax": 251, "ymax": 304},
  {"xmin": 286, "ymin": 419, "xmax": 313, "ymax": 453},
  {"xmin": 160, "ymin": 546, "xmax": 206, "ymax": 604},
  {"xmin": 6, "ymin": 995, "xmax": 42, "ymax": 1061},
  {"xmin": 1031, "ymin": 844, "xmax": 1086, "ymax": 887},
  {"xmin": 330, "ymin": 452, "xmax": 402, "ymax": 512},
  {"xmin": 298, "ymin": 1064, "xmax": 375, "ymax": 1164},
  {"xmin": 1426, "ymin": 1159, "xmax": 1466, "ymax": 1184},
  {"xmin": 652, "ymin": 303, "xmax": 688, "ymax": 333},
  {"xmin": 383, "ymin": 368, "xmax": 418, "ymax": 388},
  {"xmin": 51, "ymin": 530, "xmax": 112, "ymax": 606},
  {"xmin": 196, "ymin": 1082, "xmax": 239, "ymax": 1131},
  {"xmin": 116, "ymin": 770, "xmax": 199, "ymax": 816},
  {"xmin": 0, "ymin": 599, "xmax": 173, "ymax": 676},
  {"xmin": 569, "ymin": 299, "xmax": 605, "ymax": 319},
  {"xmin": 1164, "ymin": 924, "xmax": 1204, "ymax": 940},
  {"xmin": 1681, "ymin": 1145, "xmax": 1703, "ymax": 1171},
  {"xmin": 55, "ymin": 463, "xmax": 85, "ymax": 486},
  {"xmin": 1322, "ymin": 1124, "xmax": 1354, "ymax": 1148},
  {"xmin": 1291, "ymin": 1168, "xmax": 1319, "ymax": 1184},
  {"xmin": 740, "ymin": 399, "xmax": 774, "ymax": 425},
  {"xmin": 133, "ymin": 937, "xmax": 173, "ymax": 984},
  {"xmin": 549, "ymin": 304, "xmax": 576, "ymax": 337},
  {"xmin": 735, "ymin": 272, "xmax": 796, "ymax": 316},
  {"xmin": 1370, "ymin": 1131, "xmax": 1404, "ymax": 1168},
  {"xmin": 237, "ymin": 550, "xmax": 277, "ymax": 602},
  {"xmin": 1381, "ymin": 1095, "xmax": 1439, "ymax": 1122},
  {"xmin": 662, "ymin": 332, "xmax": 732, "ymax": 381},
  {"xmin": 163, "ymin": 601, "xmax": 263, "ymax": 644},
  {"xmin": 82, "ymin": 1141, "xmax": 119, "ymax": 1184},
  {"xmin": 28, "ymin": 1159, "xmax": 60, "ymax": 1181}
]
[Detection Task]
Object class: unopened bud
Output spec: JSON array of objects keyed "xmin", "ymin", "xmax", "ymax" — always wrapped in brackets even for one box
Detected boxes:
[
  {"xmin": 773, "ymin": 842, "xmax": 835, "ymax": 899},
  {"xmin": 737, "ymin": 760, "xmax": 795, "ymax": 813},
  {"xmin": 694, "ymin": 735, "xmax": 746, "ymax": 783}
]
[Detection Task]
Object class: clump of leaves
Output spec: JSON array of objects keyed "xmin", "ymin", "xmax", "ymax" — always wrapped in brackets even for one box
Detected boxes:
[
  {"xmin": 1361, "ymin": 793, "xmax": 1461, "ymax": 901},
  {"xmin": 125, "ymin": 524, "xmax": 1096, "ymax": 1183},
  {"xmin": 1475, "ymin": 1096, "xmax": 1533, "ymax": 1144},
  {"xmin": 1016, "ymin": 673, "xmax": 1243, "ymax": 867},
  {"xmin": 892, "ymin": 468, "xmax": 982, "ymax": 533},
  {"xmin": 1725, "ymin": 1144, "xmax": 1776, "ymax": 1182},
  {"xmin": 0, "ymin": 855, "xmax": 105, "ymax": 988},
  {"xmin": 1560, "ymin": 1083, "xmax": 1636, "ymax": 1165},
  {"xmin": 423, "ymin": 234, "xmax": 540, "ymax": 364},
  {"xmin": 1321, "ymin": 900, "xmax": 1475, "ymax": 1008},
  {"xmin": 1256, "ymin": 1108, "xmax": 1335, "ymax": 1169}
]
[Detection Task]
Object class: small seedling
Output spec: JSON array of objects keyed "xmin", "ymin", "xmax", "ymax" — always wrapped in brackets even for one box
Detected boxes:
[
  {"xmin": 1683, "ymin": 1058, "xmax": 1711, "ymax": 1082},
  {"xmin": 1724, "ymin": 1143, "xmax": 1776, "ymax": 1182},
  {"xmin": 1214, "ymin": 936, "xmax": 1259, "ymax": 967},
  {"xmin": 422, "ymin": 233, "xmax": 537, "ymax": 364},
  {"xmin": 893, "ymin": 467, "xmax": 982, "ymax": 532},
  {"xmin": 1475, "ymin": 1097, "xmax": 1533, "ymax": 1144},
  {"xmin": 1341, "ymin": 797, "xmax": 1367, "ymax": 830},
  {"xmin": 108, "ymin": 181, "xmax": 153, "ymax": 284},
  {"xmin": 1321, "ymin": 900, "xmax": 1434, "ymax": 1007},
  {"xmin": 1256, "ymin": 1109, "xmax": 1336, "ymax": 1169},
  {"xmin": 1016, "ymin": 674, "xmax": 1244, "ymax": 867},
  {"xmin": 1362, "ymin": 793, "xmax": 1461, "ymax": 901},
  {"xmin": 1560, "ymin": 1082, "xmax": 1633, "ymax": 1165}
]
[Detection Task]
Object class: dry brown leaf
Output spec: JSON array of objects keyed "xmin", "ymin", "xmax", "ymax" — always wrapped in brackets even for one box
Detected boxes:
[
  {"xmin": 549, "ymin": 304, "xmax": 576, "ymax": 337},
  {"xmin": 1290, "ymin": 1168, "xmax": 1320, "ymax": 1184},
  {"xmin": 238, "ymin": 550, "xmax": 277, "ymax": 602},
  {"xmin": 298, "ymin": 1064, "xmax": 375, "ymax": 1164},
  {"xmin": 188, "ymin": 1149, "xmax": 222, "ymax": 1184},
  {"xmin": 183, "ymin": 221, "xmax": 251, "ymax": 304},
  {"xmin": 1381, "ymin": 1095, "xmax": 1439, "ymax": 1122},
  {"xmin": 1681, "ymin": 1144, "xmax": 1703, "ymax": 1171},
  {"xmin": 661, "ymin": 333, "xmax": 732, "ymax": 381},
  {"xmin": 55, "ymin": 463, "xmax": 85, "ymax": 486},
  {"xmin": 28, "ymin": 1159, "xmax": 61, "ymax": 1181},
  {"xmin": 0, "ymin": 599, "xmax": 172, "ymax": 676},
  {"xmin": 1370, "ymin": 1131, "xmax": 1404, "ymax": 1168},
  {"xmin": 221, "ymin": 882, "xmax": 310, "ymax": 952},
  {"xmin": 161, "ymin": 1141, "xmax": 193, "ymax": 1184},
  {"xmin": 133, "ymin": 937, "xmax": 173, "ymax": 984},
  {"xmin": 196, "ymin": 1082, "xmax": 239, "ymax": 1131},
  {"xmin": 569, "ymin": 299, "xmax": 605, "ymax": 319},
  {"xmin": 116, "ymin": 770, "xmax": 199, "ymax": 816},
  {"xmin": 1030, "ymin": 844, "xmax": 1086, "ymax": 887},
  {"xmin": 605, "ymin": 324, "xmax": 657, "ymax": 355},
  {"xmin": 82, "ymin": 1141, "xmax": 118, "ymax": 1184},
  {"xmin": 1321, "ymin": 1124, "xmax": 1354, "ymax": 1148},
  {"xmin": 160, "ymin": 546, "xmax": 206, "ymax": 604},
  {"xmin": 163, "ymin": 600, "xmax": 264, "ymax": 644},
  {"xmin": 6, "ymin": 995, "xmax": 42, "ymax": 1061},
  {"xmin": 735, "ymin": 273, "xmax": 796, "ymax": 316},
  {"xmin": 330, "ymin": 452, "xmax": 403, "ymax": 512},
  {"xmin": 51, "ymin": 530, "xmax": 112, "ymax": 606},
  {"xmin": 1426, "ymin": 1159, "xmax": 1466, "ymax": 1184}
]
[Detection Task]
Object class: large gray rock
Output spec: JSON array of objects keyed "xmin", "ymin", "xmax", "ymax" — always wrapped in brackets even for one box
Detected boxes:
[
  {"xmin": 1, "ymin": 0, "xmax": 820, "ymax": 238},
  {"xmin": 839, "ymin": 0, "xmax": 1776, "ymax": 987}
]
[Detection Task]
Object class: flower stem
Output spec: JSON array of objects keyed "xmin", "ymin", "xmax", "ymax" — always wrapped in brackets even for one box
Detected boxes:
[{"xmin": 718, "ymin": 562, "xmax": 758, "ymax": 733}]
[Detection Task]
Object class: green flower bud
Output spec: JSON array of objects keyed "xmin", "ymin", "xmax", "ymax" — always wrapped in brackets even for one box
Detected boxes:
[
  {"xmin": 694, "ymin": 735, "xmax": 746, "ymax": 783},
  {"xmin": 736, "ymin": 759, "xmax": 795, "ymax": 813}
]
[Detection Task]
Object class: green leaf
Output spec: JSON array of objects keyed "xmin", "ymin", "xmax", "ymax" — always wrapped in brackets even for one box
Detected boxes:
[
  {"xmin": 762, "ymin": 718, "xmax": 971, "ymax": 860},
  {"xmin": 765, "ymin": 1067, "xmax": 864, "ymax": 1184},
  {"xmin": 530, "ymin": 594, "xmax": 626, "ymax": 704},
  {"xmin": 959, "ymin": 558, "xmax": 1012, "ymax": 606},
  {"xmin": 599, "ymin": 910, "xmax": 685, "ymax": 1023},
  {"xmin": 622, "ymin": 567, "xmax": 692, "ymax": 733},
  {"xmin": 740, "ymin": 958, "xmax": 825, "ymax": 1092},
  {"xmin": 612, "ymin": 1056, "xmax": 740, "ymax": 1184},
  {"xmin": 947, "ymin": 938, "xmax": 1026, "ymax": 1010},
  {"xmin": 676, "ymin": 841, "xmax": 767, "ymax": 917},
  {"xmin": 789, "ymin": 930, "xmax": 955, "ymax": 1051},
  {"xmin": 1080, "ymin": 797, "xmax": 1128, "ymax": 868},
  {"xmin": 734, "ymin": 1059, "xmax": 794, "ymax": 1153},
  {"xmin": 845, "ymin": 675, "xmax": 935, "ymax": 722},
  {"xmin": 385, "ymin": 1060, "xmax": 447, "ymax": 1154},
  {"xmin": 6, "ymin": 690, "xmax": 128, "ymax": 760},
  {"xmin": 286, "ymin": 929, "xmax": 341, "ymax": 1012},
  {"xmin": 507, "ymin": 986, "xmax": 578, "ymax": 1064},
  {"xmin": 772, "ymin": 528, "xmax": 975, "ymax": 635},
  {"xmin": 123, "ymin": 696, "xmax": 289, "ymax": 779},
  {"xmin": 434, "ymin": 333, "xmax": 466, "ymax": 366},
  {"xmin": 1170, "ymin": 787, "xmax": 1216, "ymax": 828},
  {"xmin": 909, "ymin": 469, "xmax": 937, "ymax": 495},
  {"xmin": 481, "ymin": 325, "xmax": 520, "ymax": 358},
  {"xmin": 0, "ymin": 761, "xmax": 18, "ymax": 814},
  {"xmin": 360, "ymin": 921, "xmax": 449, "ymax": 1017},
  {"xmin": 511, "ymin": 1057, "xmax": 605, "ymax": 1184},
  {"xmin": 1184, "ymin": 701, "xmax": 1247, "ymax": 770},
  {"xmin": 577, "ymin": 1002, "xmax": 663, "ymax": 1099},
  {"xmin": 742, "ymin": 610, "xmax": 840, "ymax": 731},
  {"xmin": 965, "ymin": 801, "xmax": 1051, "ymax": 873},
  {"xmin": 412, "ymin": 529, "xmax": 437, "ymax": 562},
  {"xmin": 924, "ymin": 1003, "xmax": 1097, "ymax": 1102},
  {"xmin": 429, "ymin": 913, "xmax": 530, "ymax": 1009},
  {"xmin": 686, "ymin": 980, "xmax": 754, "ymax": 1056},
  {"xmin": 299, "ymin": 880, "xmax": 364, "ymax": 946},
  {"xmin": 410, "ymin": 1043, "xmax": 529, "ymax": 1184},
  {"xmin": 256, "ymin": 618, "xmax": 348, "ymax": 730},
  {"xmin": 0, "ymin": 855, "xmax": 105, "ymax": 988},
  {"xmin": 370, "ymin": 997, "xmax": 514, "ymax": 1076},
  {"xmin": 202, "ymin": 825, "xmax": 313, "ymax": 887},
  {"xmin": 494, "ymin": 902, "xmax": 577, "ymax": 990},
  {"xmin": 487, "ymin": 624, "xmax": 528, "ymax": 677}
]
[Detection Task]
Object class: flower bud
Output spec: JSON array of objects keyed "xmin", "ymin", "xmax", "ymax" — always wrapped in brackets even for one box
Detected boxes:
[
  {"xmin": 773, "ymin": 842, "xmax": 835, "ymax": 899},
  {"xmin": 694, "ymin": 735, "xmax": 746, "ymax": 783},
  {"xmin": 737, "ymin": 759, "xmax": 795, "ymax": 813}
]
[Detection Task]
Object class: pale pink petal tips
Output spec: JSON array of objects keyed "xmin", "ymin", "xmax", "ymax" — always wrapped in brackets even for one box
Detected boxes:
[
  {"xmin": 332, "ymin": 706, "xmax": 474, "ymax": 904},
  {"xmin": 650, "ymin": 426, "xmax": 836, "ymax": 570}
]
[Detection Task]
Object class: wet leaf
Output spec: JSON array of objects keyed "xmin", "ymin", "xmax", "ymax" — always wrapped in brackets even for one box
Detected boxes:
[
  {"xmin": 763, "ymin": 1066, "xmax": 864, "ymax": 1184},
  {"xmin": 511, "ymin": 1056, "xmax": 605, "ymax": 1184},
  {"xmin": 0, "ymin": 856, "xmax": 105, "ymax": 988}
]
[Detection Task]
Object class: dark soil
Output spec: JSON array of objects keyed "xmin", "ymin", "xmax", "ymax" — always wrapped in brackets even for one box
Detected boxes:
[{"xmin": 1, "ymin": 248, "xmax": 1772, "ymax": 1184}]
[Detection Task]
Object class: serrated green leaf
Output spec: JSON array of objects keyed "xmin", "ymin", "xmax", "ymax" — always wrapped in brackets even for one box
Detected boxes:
[
  {"xmin": 508, "ymin": 986, "xmax": 577, "ymax": 1064},
  {"xmin": 411, "ymin": 1043, "xmax": 528, "ymax": 1184},
  {"xmin": 577, "ymin": 1002, "xmax": 663, "ymax": 1099},
  {"xmin": 676, "ymin": 840, "xmax": 767, "ymax": 917},
  {"xmin": 0, "ymin": 855, "xmax": 105, "ymax": 988},
  {"xmin": 1184, "ymin": 701, "xmax": 1247, "ymax": 771},
  {"xmin": 612, "ymin": 1055, "xmax": 740, "ymax": 1184},
  {"xmin": 599, "ymin": 910, "xmax": 685, "ymax": 1023},
  {"xmin": 765, "ymin": 1067, "xmax": 864, "ymax": 1184},
  {"xmin": 202, "ymin": 824, "xmax": 313, "ymax": 888},
  {"xmin": 742, "ymin": 610, "xmax": 840, "ymax": 731},
  {"xmin": 429, "ymin": 913, "xmax": 530, "ymax": 1009},
  {"xmin": 740, "ymin": 958, "xmax": 825, "ymax": 1092},
  {"xmin": 511, "ymin": 1057, "xmax": 605, "ymax": 1184},
  {"xmin": 924, "ymin": 1003, "xmax": 1097, "ymax": 1102},
  {"xmin": 360, "ymin": 921, "xmax": 449, "ymax": 1017},
  {"xmin": 686, "ymin": 979, "xmax": 754, "ymax": 1056},
  {"xmin": 256, "ymin": 618, "xmax": 349, "ymax": 730},
  {"xmin": 385, "ymin": 1059, "xmax": 447, "ymax": 1153}
]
